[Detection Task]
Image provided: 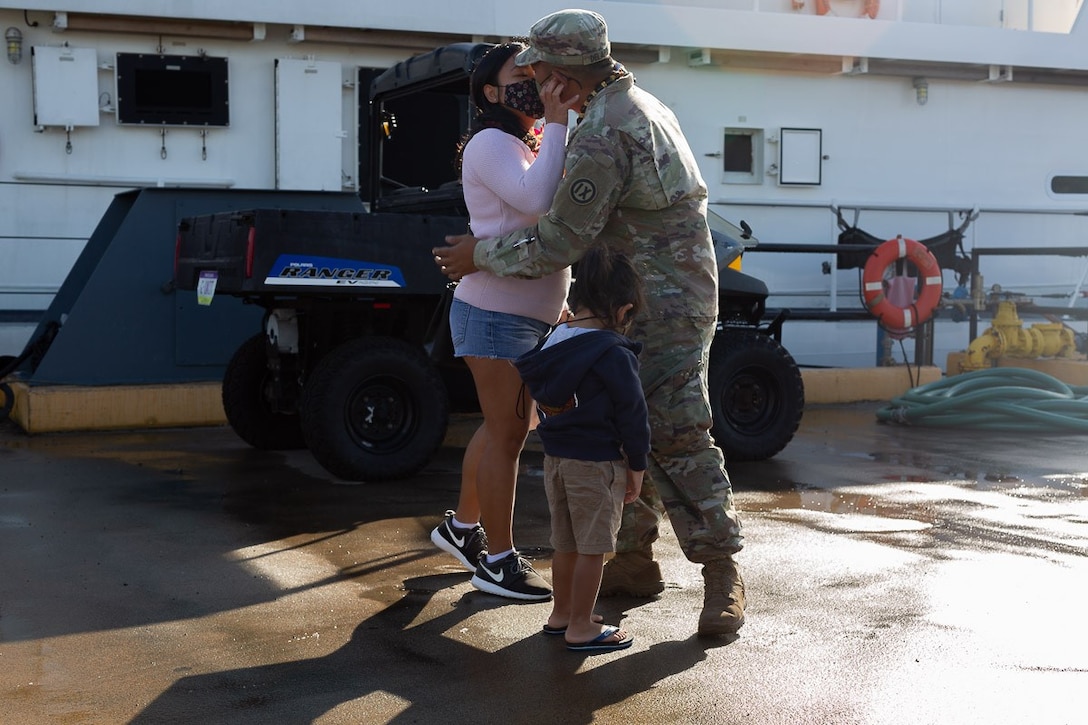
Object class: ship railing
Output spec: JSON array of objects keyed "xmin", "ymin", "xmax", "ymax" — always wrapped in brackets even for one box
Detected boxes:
[{"xmin": 713, "ymin": 200, "xmax": 1088, "ymax": 366}]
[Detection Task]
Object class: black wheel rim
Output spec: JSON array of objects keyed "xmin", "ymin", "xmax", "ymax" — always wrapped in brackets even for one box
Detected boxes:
[
  {"xmin": 344, "ymin": 375, "xmax": 416, "ymax": 452},
  {"xmin": 723, "ymin": 366, "xmax": 780, "ymax": 434}
]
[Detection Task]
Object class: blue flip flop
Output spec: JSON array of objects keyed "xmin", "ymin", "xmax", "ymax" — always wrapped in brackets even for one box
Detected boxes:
[
  {"xmin": 543, "ymin": 614, "xmax": 605, "ymax": 635},
  {"xmin": 565, "ymin": 626, "xmax": 634, "ymax": 653}
]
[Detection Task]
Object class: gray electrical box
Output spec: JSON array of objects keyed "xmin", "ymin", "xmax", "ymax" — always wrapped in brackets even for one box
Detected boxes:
[{"xmin": 31, "ymin": 45, "xmax": 100, "ymax": 127}]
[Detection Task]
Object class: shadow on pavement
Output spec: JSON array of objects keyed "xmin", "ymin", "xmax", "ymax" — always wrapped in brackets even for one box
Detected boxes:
[{"xmin": 131, "ymin": 573, "xmax": 716, "ymax": 724}]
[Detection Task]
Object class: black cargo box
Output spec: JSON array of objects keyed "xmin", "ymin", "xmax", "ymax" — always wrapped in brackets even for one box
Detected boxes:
[{"xmin": 176, "ymin": 208, "xmax": 465, "ymax": 297}]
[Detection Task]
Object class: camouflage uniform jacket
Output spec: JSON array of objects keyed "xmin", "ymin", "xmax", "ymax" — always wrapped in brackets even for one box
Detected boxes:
[{"xmin": 472, "ymin": 74, "xmax": 718, "ymax": 322}]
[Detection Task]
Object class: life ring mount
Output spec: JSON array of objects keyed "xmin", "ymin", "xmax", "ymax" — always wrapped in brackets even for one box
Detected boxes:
[{"xmin": 862, "ymin": 235, "xmax": 943, "ymax": 330}]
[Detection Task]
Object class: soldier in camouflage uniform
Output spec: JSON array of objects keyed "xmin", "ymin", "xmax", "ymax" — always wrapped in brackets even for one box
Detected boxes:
[{"xmin": 433, "ymin": 8, "xmax": 745, "ymax": 635}]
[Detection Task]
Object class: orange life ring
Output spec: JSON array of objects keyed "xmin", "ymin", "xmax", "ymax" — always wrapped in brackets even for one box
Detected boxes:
[
  {"xmin": 816, "ymin": 0, "xmax": 880, "ymax": 18},
  {"xmin": 862, "ymin": 236, "xmax": 943, "ymax": 329}
]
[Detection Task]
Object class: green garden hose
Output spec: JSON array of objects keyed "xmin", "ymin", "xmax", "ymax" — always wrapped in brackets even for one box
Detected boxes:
[{"xmin": 876, "ymin": 367, "xmax": 1088, "ymax": 432}]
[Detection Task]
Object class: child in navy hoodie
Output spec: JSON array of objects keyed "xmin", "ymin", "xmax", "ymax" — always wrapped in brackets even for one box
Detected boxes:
[{"xmin": 515, "ymin": 246, "xmax": 650, "ymax": 653}]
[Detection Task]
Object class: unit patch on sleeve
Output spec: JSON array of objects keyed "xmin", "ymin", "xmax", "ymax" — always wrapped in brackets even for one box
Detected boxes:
[{"xmin": 569, "ymin": 178, "xmax": 598, "ymax": 205}]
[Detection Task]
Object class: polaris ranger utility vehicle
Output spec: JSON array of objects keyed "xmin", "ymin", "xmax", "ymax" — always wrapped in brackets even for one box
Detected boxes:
[{"xmin": 174, "ymin": 42, "xmax": 804, "ymax": 481}]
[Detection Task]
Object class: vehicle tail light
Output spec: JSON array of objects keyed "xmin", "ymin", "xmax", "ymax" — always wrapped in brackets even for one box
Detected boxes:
[{"xmin": 245, "ymin": 227, "xmax": 256, "ymax": 279}]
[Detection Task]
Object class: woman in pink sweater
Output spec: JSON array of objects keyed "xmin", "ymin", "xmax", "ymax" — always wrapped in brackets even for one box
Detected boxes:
[{"xmin": 431, "ymin": 42, "xmax": 578, "ymax": 600}]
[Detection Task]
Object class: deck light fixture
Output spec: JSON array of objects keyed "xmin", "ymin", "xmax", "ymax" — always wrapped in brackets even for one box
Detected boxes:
[
  {"xmin": 913, "ymin": 77, "xmax": 929, "ymax": 105},
  {"xmin": 5, "ymin": 26, "xmax": 22, "ymax": 64}
]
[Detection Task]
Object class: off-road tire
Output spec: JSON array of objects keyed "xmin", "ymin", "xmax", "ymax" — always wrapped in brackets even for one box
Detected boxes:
[
  {"xmin": 0, "ymin": 381, "xmax": 13, "ymax": 421},
  {"xmin": 300, "ymin": 336, "xmax": 449, "ymax": 481},
  {"xmin": 709, "ymin": 329, "xmax": 804, "ymax": 461},
  {"xmin": 222, "ymin": 334, "xmax": 306, "ymax": 450}
]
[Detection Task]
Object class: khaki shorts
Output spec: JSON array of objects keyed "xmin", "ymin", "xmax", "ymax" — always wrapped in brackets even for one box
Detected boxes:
[{"xmin": 544, "ymin": 457, "xmax": 628, "ymax": 555}]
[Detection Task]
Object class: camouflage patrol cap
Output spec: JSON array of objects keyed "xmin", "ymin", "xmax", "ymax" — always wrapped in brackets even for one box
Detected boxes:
[{"xmin": 514, "ymin": 9, "xmax": 611, "ymax": 67}]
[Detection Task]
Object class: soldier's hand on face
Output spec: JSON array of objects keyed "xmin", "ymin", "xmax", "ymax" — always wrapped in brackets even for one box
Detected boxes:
[{"xmin": 432, "ymin": 234, "xmax": 480, "ymax": 281}]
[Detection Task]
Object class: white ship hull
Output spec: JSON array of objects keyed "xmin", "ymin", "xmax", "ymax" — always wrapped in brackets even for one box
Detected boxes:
[{"xmin": 2, "ymin": 0, "xmax": 1087, "ymax": 368}]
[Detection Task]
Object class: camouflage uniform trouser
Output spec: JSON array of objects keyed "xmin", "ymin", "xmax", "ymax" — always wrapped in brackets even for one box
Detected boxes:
[{"xmin": 616, "ymin": 316, "xmax": 743, "ymax": 562}]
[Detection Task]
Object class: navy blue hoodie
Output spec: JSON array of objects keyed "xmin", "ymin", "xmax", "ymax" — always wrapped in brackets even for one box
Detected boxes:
[{"xmin": 515, "ymin": 327, "xmax": 650, "ymax": 472}]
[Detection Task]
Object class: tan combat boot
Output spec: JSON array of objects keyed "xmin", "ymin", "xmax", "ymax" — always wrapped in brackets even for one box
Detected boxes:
[
  {"xmin": 697, "ymin": 557, "xmax": 746, "ymax": 635},
  {"xmin": 598, "ymin": 547, "xmax": 665, "ymax": 597}
]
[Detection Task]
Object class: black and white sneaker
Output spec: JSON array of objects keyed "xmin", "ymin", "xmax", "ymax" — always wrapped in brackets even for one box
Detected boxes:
[
  {"xmin": 430, "ymin": 510, "xmax": 488, "ymax": 572},
  {"xmin": 471, "ymin": 551, "xmax": 553, "ymax": 601}
]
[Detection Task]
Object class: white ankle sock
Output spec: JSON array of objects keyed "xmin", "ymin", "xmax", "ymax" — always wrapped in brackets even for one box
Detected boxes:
[
  {"xmin": 452, "ymin": 517, "xmax": 478, "ymax": 530},
  {"xmin": 486, "ymin": 548, "xmax": 514, "ymax": 564}
]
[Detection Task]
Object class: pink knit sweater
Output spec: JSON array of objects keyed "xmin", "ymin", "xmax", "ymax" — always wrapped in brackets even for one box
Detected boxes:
[{"xmin": 454, "ymin": 123, "xmax": 570, "ymax": 324}]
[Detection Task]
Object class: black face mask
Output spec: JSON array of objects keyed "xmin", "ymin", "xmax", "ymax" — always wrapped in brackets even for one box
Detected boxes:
[{"xmin": 501, "ymin": 79, "xmax": 545, "ymax": 119}]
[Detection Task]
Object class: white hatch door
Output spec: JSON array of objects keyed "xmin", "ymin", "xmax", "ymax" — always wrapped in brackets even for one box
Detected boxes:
[{"xmin": 275, "ymin": 58, "xmax": 343, "ymax": 191}]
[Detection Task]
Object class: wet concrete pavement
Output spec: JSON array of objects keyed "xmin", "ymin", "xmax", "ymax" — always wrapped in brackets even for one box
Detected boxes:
[{"xmin": 1, "ymin": 404, "xmax": 1087, "ymax": 724}]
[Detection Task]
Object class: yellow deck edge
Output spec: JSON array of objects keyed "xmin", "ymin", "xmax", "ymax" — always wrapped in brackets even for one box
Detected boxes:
[
  {"xmin": 800, "ymin": 366, "xmax": 943, "ymax": 404},
  {"xmin": 7, "ymin": 381, "xmax": 226, "ymax": 434},
  {"xmin": 6, "ymin": 357, "xmax": 1085, "ymax": 434},
  {"xmin": 945, "ymin": 353, "xmax": 1088, "ymax": 386}
]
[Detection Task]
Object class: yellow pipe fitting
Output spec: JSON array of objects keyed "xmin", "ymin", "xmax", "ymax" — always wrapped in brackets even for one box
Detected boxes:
[
  {"xmin": 990, "ymin": 301, "xmax": 1023, "ymax": 337},
  {"xmin": 1032, "ymin": 323, "xmax": 1077, "ymax": 358},
  {"xmin": 1012, "ymin": 325, "xmax": 1043, "ymax": 358},
  {"xmin": 963, "ymin": 329, "xmax": 1002, "ymax": 371},
  {"xmin": 961, "ymin": 300, "xmax": 1080, "ymax": 371}
]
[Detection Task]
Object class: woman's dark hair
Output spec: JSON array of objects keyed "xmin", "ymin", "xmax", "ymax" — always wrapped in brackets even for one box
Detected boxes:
[
  {"xmin": 569, "ymin": 246, "xmax": 645, "ymax": 331},
  {"xmin": 455, "ymin": 41, "xmax": 537, "ymax": 172}
]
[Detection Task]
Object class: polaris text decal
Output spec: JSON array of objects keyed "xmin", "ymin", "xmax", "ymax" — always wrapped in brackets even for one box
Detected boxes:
[{"xmin": 265, "ymin": 255, "xmax": 406, "ymax": 288}]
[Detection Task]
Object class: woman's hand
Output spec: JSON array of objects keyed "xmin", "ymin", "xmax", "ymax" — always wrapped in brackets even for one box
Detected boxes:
[
  {"xmin": 539, "ymin": 74, "xmax": 580, "ymax": 126},
  {"xmin": 432, "ymin": 234, "xmax": 480, "ymax": 281}
]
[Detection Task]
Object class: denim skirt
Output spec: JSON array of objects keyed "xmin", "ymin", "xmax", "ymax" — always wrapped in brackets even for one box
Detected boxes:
[{"xmin": 449, "ymin": 298, "xmax": 550, "ymax": 361}]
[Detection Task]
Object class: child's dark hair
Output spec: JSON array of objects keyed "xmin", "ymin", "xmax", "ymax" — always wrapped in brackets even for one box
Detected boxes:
[
  {"xmin": 454, "ymin": 41, "xmax": 537, "ymax": 172},
  {"xmin": 569, "ymin": 246, "xmax": 645, "ymax": 331}
]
